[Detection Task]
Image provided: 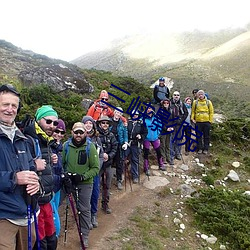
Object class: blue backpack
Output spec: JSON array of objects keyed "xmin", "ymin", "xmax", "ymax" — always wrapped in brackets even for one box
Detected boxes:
[{"xmin": 64, "ymin": 137, "xmax": 91, "ymax": 161}]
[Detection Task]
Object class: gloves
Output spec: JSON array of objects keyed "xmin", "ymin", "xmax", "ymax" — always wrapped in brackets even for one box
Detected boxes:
[
  {"xmin": 61, "ymin": 173, "xmax": 73, "ymax": 194},
  {"xmin": 136, "ymin": 134, "xmax": 141, "ymax": 140},
  {"xmin": 122, "ymin": 143, "xmax": 128, "ymax": 150},
  {"xmin": 68, "ymin": 172, "xmax": 85, "ymax": 185}
]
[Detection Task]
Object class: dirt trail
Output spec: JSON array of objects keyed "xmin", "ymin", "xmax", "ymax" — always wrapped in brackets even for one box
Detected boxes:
[{"xmin": 57, "ymin": 153, "xmax": 197, "ymax": 249}]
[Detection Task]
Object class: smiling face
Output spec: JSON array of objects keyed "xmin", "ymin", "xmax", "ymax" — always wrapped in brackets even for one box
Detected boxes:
[
  {"xmin": 84, "ymin": 120, "xmax": 94, "ymax": 132},
  {"xmin": 38, "ymin": 116, "xmax": 59, "ymax": 136},
  {"xmin": 0, "ymin": 92, "xmax": 19, "ymax": 126}
]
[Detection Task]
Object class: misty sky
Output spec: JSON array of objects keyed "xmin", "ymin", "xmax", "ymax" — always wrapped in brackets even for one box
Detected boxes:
[{"xmin": 1, "ymin": 0, "xmax": 249, "ymax": 61}]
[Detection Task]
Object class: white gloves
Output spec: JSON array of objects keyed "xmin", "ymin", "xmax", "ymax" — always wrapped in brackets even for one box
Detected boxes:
[{"xmin": 122, "ymin": 143, "xmax": 128, "ymax": 150}]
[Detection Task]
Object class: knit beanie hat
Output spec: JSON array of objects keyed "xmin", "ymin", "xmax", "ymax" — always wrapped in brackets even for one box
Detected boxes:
[
  {"xmin": 197, "ymin": 90, "xmax": 205, "ymax": 95},
  {"xmin": 82, "ymin": 115, "xmax": 95, "ymax": 124},
  {"xmin": 56, "ymin": 119, "xmax": 66, "ymax": 131},
  {"xmin": 184, "ymin": 97, "xmax": 192, "ymax": 103},
  {"xmin": 35, "ymin": 105, "xmax": 58, "ymax": 121}
]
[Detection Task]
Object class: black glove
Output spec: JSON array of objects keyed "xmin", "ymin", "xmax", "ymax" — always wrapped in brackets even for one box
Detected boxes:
[
  {"xmin": 61, "ymin": 173, "xmax": 73, "ymax": 194},
  {"xmin": 68, "ymin": 173, "xmax": 84, "ymax": 185}
]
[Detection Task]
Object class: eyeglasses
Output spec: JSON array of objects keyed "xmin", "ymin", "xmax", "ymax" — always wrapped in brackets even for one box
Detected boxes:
[
  {"xmin": 43, "ymin": 118, "xmax": 59, "ymax": 126},
  {"xmin": 174, "ymin": 94, "xmax": 180, "ymax": 96},
  {"xmin": 101, "ymin": 121, "xmax": 109, "ymax": 125},
  {"xmin": 73, "ymin": 130, "xmax": 85, "ymax": 135},
  {"xmin": 102, "ymin": 98, "xmax": 108, "ymax": 101},
  {"xmin": 163, "ymin": 102, "xmax": 170, "ymax": 104},
  {"xmin": 54, "ymin": 129, "xmax": 65, "ymax": 135}
]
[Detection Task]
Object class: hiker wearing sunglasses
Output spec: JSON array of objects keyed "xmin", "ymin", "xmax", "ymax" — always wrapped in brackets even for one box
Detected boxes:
[
  {"xmin": 169, "ymin": 91, "xmax": 188, "ymax": 163},
  {"xmin": 0, "ymin": 84, "xmax": 40, "ymax": 249},
  {"xmin": 87, "ymin": 89, "xmax": 127, "ymax": 125},
  {"xmin": 50, "ymin": 119, "xmax": 67, "ymax": 238},
  {"xmin": 62, "ymin": 122, "xmax": 99, "ymax": 248},
  {"xmin": 23, "ymin": 105, "xmax": 59, "ymax": 249},
  {"xmin": 97, "ymin": 116, "xmax": 118, "ymax": 214}
]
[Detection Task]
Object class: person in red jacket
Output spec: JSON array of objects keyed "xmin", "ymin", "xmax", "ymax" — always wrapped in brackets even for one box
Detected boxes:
[{"xmin": 87, "ymin": 90, "xmax": 127, "ymax": 125}]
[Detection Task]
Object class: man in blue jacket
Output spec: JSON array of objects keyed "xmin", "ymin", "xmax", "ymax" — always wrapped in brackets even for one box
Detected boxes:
[{"xmin": 0, "ymin": 84, "xmax": 40, "ymax": 249}]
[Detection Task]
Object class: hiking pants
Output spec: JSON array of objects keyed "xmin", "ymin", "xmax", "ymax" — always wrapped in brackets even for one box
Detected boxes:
[
  {"xmin": 170, "ymin": 126, "xmax": 183, "ymax": 160},
  {"xmin": 183, "ymin": 125, "xmax": 192, "ymax": 152},
  {"xmin": 160, "ymin": 134, "xmax": 170, "ymax": 162},
  {"xmin": 91, "ymin": 174, "xmax": 100, "ymax": 215},
  {"xmin": 50, "ymin": 190, "xmax": 61, "ymax": 237},
  {"xmin": 143, "ymin": 139, "xmax": 161, "ymax": 161},
  {"xmin": 114, "ymin": 146, "xmax": 124, "ymax": 182},
  {"xmin": 99, "ymin": 164, "xmax": 113, "ymax": 203},
  {"xmin": 73, "ymin": 183, "xmax": 93, "ymax": 238},
  {"xmin": 196, "ymin": 122, "xmax": 211, "ymax": 151},
  {"xmin": 125, "ymin": 145, "xmax": 140, "ymax": 180},
  {"xmin": 0, "ymin": 219, "xmax": 36, "ymax": 250}
]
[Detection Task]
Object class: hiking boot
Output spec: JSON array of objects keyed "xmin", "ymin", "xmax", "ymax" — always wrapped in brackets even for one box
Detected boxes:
[
  {"xmin": 82, "ymin": 237, "xmax": 89, "ymax": 248},
  {"xmin": 176, "ymin": 155, "xmax": 181, "ymax": 160},
  {"xmin": 203, "ymin": 150, "xmax": 208, "ymax": 155},
  {"xmin": 145, "ymin": 169, "xmax": 150, "ymax": 176},
  {"xmin": 133, "ymin": 178, "xmax": 139, "ymax": 184},
  {"xmin": 158, "ymin": 157, "xmax": 167, "ymax": 170},
  {"xmin": 197, "ymin": 150, "xmax": 202, "ymax": 154},
  {"xmin": 117, "ymin": 181, "xmax": 123, "ymax": 190},
  {"xmin": 102, "ymin": 202, "xmax": 112, "ymax": 214},
  {"xmin": 185, "ymin": 151, "xmax": 189, "ymax": 156},
  {"xmin": 91, "ymin": 214, "xmax": 98, "ymax": 228}
]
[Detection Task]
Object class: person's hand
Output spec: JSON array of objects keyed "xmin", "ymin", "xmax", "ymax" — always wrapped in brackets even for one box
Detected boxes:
[
  {"xmin": 51, "ymin": 153, "xmax": 58, "ymax": 164},
  {"xmin": 136, "ymin": 134, "xmax": 141, "ymax": 140},
  {"xmin": 16, "ymin": 171, "xmax": 40, "ymax": 196},
  {"xmin": 35, "ymin": 158, "xmax": 46, "ymax": 171},
  {"xmin": 167, "ymin": 127, "xmax": 174, "ymax": 132},
  {"xmin": 68, "ymin": 173, "xmax": 85, "ymax": 185},
  {"xmin": 103, "ymin": 153, "xmax": 109, "ymax": 162},
  {"xmin": 191, "ymin": 119, "xmax": 196, "ymax": 124},
  {"xmin": 61, "ymin": 173, "xmax": 73, "ymax": 194},
  {"xmin": 122, "ymin": 143, "xmax": 128, "ymax": 150}
]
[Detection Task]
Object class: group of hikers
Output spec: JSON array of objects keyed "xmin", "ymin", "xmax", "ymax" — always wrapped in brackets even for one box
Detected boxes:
[{"xmin": 0, "ymin": 78, "xmax": 214, "ymax": 249}]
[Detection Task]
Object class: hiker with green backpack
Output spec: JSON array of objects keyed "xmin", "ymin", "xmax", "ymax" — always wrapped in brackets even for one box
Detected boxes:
[
  {"xmin": 191, "ymin": 89, "xmax": 214, "ymax": 155},
  {"xmin": 62, "ymin": 122, "xmax": 99, "ymax": 248}
]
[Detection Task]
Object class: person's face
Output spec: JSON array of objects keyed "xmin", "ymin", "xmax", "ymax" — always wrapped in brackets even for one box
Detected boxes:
[
  {"xmin": 198, "ymin": 92, "xmax": 205, "ymax": 100},
  {"xmin": 159, "ymin": 80, "xmax": 165, "ymax": 86},
  {"xmin": 114, "ymin": 110, "xmax": 122, "ymax": 119},
  {"xmin": 162, "ymin": 101, "xmax": 170, "ymax": 108},
  {"xmin": 0, "ymin": 92, "xmax": 19, "ymax": 125},
  {"xmin": 53, "ymin": 128, "xmax": 65, "ymax": 142},
  {"xmin": 186, "ymin": 99, "xmax": 192, "ymax": 105},
  {"xmin": 100, "ymin": 120, "xmax": 110, "ymax": 130},
  {"xmin": 173, "ymin": 93, "xmax": 180, "ymax": 101},
  {"xmin": 38, "ymin": 116, "xmax": 58, "ymax": 136},
  {"xmin": 84, "ymin": 120, "xmax": 93, "ymax": 132},
  {"xmin": 72, "ymin": 129, "xmax": 86, "ymax": 143}
]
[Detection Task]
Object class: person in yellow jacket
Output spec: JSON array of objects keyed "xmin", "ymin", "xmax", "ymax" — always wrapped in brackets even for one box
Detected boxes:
[{"xmin": 191, "ymin": 89, "xmax": 214, "ymax": 155}]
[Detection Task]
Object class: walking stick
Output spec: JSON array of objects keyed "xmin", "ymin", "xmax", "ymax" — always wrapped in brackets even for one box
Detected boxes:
[
  {"xmin": 27, "ymin": 196, "xmax": 32, "ymax": 250},
  {"xmin": 124, "ymin": 157, "xmax": 133, "ymax": 192},
  {"xmin": 68, "ymin": 193, "xmax": 85, "ymax": 250},
  {"xmin": 64, "ymin": 198, "xmax": 69, "ymax": 244},
  {"xmin": 102, "ymin": 168, "xmax": 107, "ymax": 212}
]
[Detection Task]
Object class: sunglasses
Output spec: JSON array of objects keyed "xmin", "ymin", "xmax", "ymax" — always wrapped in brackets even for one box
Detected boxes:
[
  {"xmin": 174, "ymin": 94, "xmax": 180, "ymax": 96},
  {"xmin": 54, "ymin": 129, "xmax": 65, "ymax": 135},
  {"xmin": 102, "ymin": 98, "xmax": 108, "ymax": 101},
  {"xmin": 101, "ymin": 121, "xmax": 109, "ymax": 125},
  {"xmin": 43, "ymin": 117, "xmax": 59, "ymax": 126},
  {"xmin": 73, "ymin": 130, "xmax": 85, "ymax": 135}
]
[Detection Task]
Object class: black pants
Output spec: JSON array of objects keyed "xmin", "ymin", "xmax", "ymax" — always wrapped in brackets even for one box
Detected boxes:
[{"xmin": 196, "ymin": 122, "xmax": 211, "ymax": 151}]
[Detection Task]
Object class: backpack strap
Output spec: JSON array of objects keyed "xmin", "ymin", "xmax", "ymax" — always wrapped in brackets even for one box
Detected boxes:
[{"xmin": 25, "ymin": 134, "xmax": 42, "ymax": 159}]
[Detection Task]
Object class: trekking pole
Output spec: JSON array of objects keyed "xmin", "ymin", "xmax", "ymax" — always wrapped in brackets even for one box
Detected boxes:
[
  {"xmin": 169, "ymin": 132, "xmax": 174, "ymax": 172},
  {"xmin": 33, "ymin": 203, "xmax": 41, "ymax": 250},
  {"xmin": 102, "ymin": 169, "xmax": 107, "ymax": 212},
  {"xmin": 64, "ymin": 198, "xmax": 69, "ymax": 244},
  {"xmin": 125, "ymin": 157, "xmax": 133, "ymax": 192},
  {"xmin": 68, "ymin": 193, "xmax": 85, "ymax": 250},
  {"xmin": 27, "ymin": 196, "xmax": 32, "ymax": 250}
]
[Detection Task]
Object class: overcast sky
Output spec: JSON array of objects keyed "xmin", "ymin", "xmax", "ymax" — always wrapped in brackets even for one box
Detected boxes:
[{"xmin": 1, "ymin": 0, "xmax": 249, "ymax": 61}]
